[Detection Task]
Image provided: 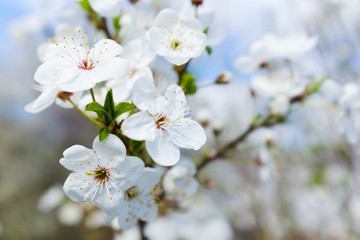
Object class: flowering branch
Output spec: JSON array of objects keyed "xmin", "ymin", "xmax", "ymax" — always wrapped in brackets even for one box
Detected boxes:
[{"xmin": 196, "ymin": 77, "xmax": 329, "ymax": 174}]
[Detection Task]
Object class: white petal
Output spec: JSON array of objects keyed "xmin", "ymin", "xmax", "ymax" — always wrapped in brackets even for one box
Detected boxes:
[
  {"xmin": 24, "ymin": 86, "xmax": 58, "ymax": 113},
  {"xmin": 88, "ymin": 0, "xmax": 121, "ymax": 17},
  {"xmin": 92, "ymin": 134, "xmax": 126, "ymax": 165},
  {"xmin": 121, "ymin": 111, "xmax": 157, "ymax": 141},
  {"xmin": 168, "ymin": 119, "xmax": 206, "ymax": 150},
  {"xmin": 164, "ymin": 56, "xmax": 191, "ymax": 66},
  {"xmin": 95, "ymin": 57, "xmax": 129, "ymax": 82},
  {"xmin": 60, "ymin": 145, "xmax": 95, "ymax": 171},
  {"xmin": 136, "ymin": 168, "xmax": 163, "ymax": 194},
  {"xmin": 164, "ymin": 84, "xmax": 187, "ymax": 109},
  {"xmin": 146, "ymin": 132, "xmax": 180, "ymax": 166},
  {"xmin": 154, "ymin": 9, "xmax": 177, "ymax": 28},
  {"xmin": 34, "ymin": 57, "xmax": 79, "ymax": 85},
  {"xmin": 94, "ymin": 39, "xmax": 123, "ymax": 59},
  {"xmin": 58, "ymin": 71, "xmax": 96, "ymax": 92},
  {"xmin": 93, "ymin": 182, "xmax": 125, "ymax": 214},
  {"xmin": 63, "ymin": 173, "xmax": 92, "ymax": 202},
  {"xmin": 117, "ymin": 207, "xmax": 138, "ymax": 231},
  {"xmin": 113, "ymin": 156, "xmax": 145, "ymax": 190},
  {"xmin": 132, "ymin": 76, "xmax": 159, "ymax": 112}
]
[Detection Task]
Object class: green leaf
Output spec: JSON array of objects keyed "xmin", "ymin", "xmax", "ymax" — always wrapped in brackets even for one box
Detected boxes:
[
  {"xmin": 113, "ymin": 15, "xmax": 121, "ymax": 31},
  {"xmin": 78, "ymin": 0, "xmax": 92, "ymax": 11},
  {"xmin": 129, "ymin": 139, "xmax": 145, "ymax": 152},
  {"xmin": 203, "ymin": 27, "xmax": 209, "ymax": 34},
  {"xmin": 85, "ymin": 102, "xmax": 108, "ymax": 115},
  {"xmin": 103, "ymin": 89, "xmax": 115, "ymax": 125},
  {"xmin": 308, "ymin": 76, "xmax": 329, "ymax": 94},
  {"xmin": 205, "ymin": 46, "xmax": 212, "ymax": 55},
  {"xmin": 99, "ymin": 127, "xmax": 110, "ymax": 142},
  {"xmin": 114, "ymin": 102, "xmax": 135, "ymax": 120},
  {"xmin": 179, "ymin": 72, "xmax": 197, "ymax": 95}
]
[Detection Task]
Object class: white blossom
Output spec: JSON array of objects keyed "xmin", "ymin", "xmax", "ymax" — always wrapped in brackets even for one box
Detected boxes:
[
  {"xmin": 235, "ymin": 33, "xmax": 318, "ymax": 73},
  {"xmin": 163, "ymin": 159, "xmax": 199, "ymax": 200},
  {"xmin": 88, "ymin": 0, "xmax": 122, "ymax": 17},
  {"xmin": 338, "ymin": 83, "xmax": 360, "ymax": 144},
  {"xmin": 122, "ymin": 84, "xmax": 206, "ymax": 166},
  {"xmin": 104, "ymin": 168, "xmax": 162, "ymax": 231},
  {"xmin": 147, "ymin": 8, "xmax": 207, "ymax": 65},
  {"xmin": 34, "ymin": 30, "xmax": 128, "ymax": 92},
  {"xmin": 25, "ymin": 85, "xmax": 82, "ymax": 113},
  {"xmin": 60, "ymin": 134, "xmax": 144, "ymax": 214}
]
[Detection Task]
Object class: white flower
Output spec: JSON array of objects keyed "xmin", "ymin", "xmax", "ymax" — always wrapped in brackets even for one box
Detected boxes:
[
  {"xmin": 104, "ymin": 168, "xmax": 162, "ymax": 231},
  {"xmin": 34, "ymin": 30, "xmax": 128, "ymax": 92},
  {"xmin": 269, "ymin": 95, "xmax": 290, "ymax": 116},
  {"xmin": 106, "ymin": 38, "xmax": 156, "ymax": 101},
  {"xmin": 57, "ymin": 202, "xmax": 84, "ymax": 226},
  {"xmin": 88, "ymin": 0, "xmax": 122, "ymax": 17},
  {"xmin": 338, "ymin": 83, "xmax": 360, "ymax": 144},
  {"xmin": 25, "ymin": 85, "xmax": 82, "ymax": 113},
  {"xmin": 37, "ymin": 184, "xmax": 65, "ymax": 213},
  {"xmin": 122, "ymin": 84, "xmax": 206, "ymax": 166},
  {"xmin": 250, "ymin": 75, "xmax": 306, "ymax": 98},
  {"xmin": 60, "ymin": 134, "xmax": 144, "ymax": 213},
  {"xmin": 163, "ymin": 159, "xmax": 199, "ymax": 200},
  {"xmin": 235, "ymin": 33, "xmax": 318, "ymax": 73},
  {"xmin": 147, "ymin": 8, "xmax": 207, "ymax": 66}
]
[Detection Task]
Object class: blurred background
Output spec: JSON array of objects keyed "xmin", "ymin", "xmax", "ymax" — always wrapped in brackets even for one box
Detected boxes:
[{"xmin": 1, "ymin": 0, "xmax": 360, "ymax": 239}]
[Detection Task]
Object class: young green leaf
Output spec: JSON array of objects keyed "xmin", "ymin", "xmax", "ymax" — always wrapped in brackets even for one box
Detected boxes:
[
  {"xmin": 205, "ymin": 46, "xmax": 212, "ymax": 55},
  {"xmin": 114, "ymin": 102, "xmax": 135, "ymax": 120},
  {"xmin": 85, "ymin": 102, "xmax": 108, "ymax": 116},
  {"xmin": 179, "ymin": 72, "xmax": 197, "ymax": 95},
  {"xmin": 99, "ymin": 127, "xmax": 110, "ymax": 142},
  {"xmin": 103, "ymin": 89, "xmax": 116, "ymax": 125}
]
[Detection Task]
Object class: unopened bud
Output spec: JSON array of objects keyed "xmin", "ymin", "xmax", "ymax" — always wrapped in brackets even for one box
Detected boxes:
[
  {"xmin": 204, "ymin": 179, "xmax": 215, "ymax": 187},
  {"xmin": 212, "ymin": 120, "xmax": 224, "ymax": 136},
  {"xmin": 57, "ymin": 91, "xmax": 74, "ymax": 102},
  {"xmin": 191, "ymin": 0, "xmax": 203, "ymax": 7},
  {"xmin": 197, "ymin": 108, "xmax": 211, "ymax": 127},
  {"xmin": 215, "ymin": 71, "xmax": 232, "ymax": 84}
]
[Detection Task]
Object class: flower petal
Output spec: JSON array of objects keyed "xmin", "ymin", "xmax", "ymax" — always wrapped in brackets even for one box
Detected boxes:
[
  {"xmin": 63, "ymin": 173, "xmax": 92, "ymax": 202},
  {"xmin": 57, "ymin": 71, "xmax": 96, "ymax": 92},
  {"xmin": 34, "ymin": 57, "xmax": 79, "ymax": 85},
  {"xmin": 60, "ymin": 145, "xmax": 95, "ymax": 172},
  {"xmin": 94, "ymin": 57, "xmax": 129, "ymax": 82},
  {"xmin": 92, "ymin": 134, "xmax": 126, "ymax": 166},
  {"xmin": 169, "ymin": 119, "xmax": 206, "ymax": 150},
  {"xmin": 121, "ymin": 111, "xmax": 157, "ymax": 141},
  {"xmin": 93, "ymin": 182, "xmax": 125, "ymax": 214},
  {"xmin": 24, "ymin": 86, "xmax": 58, "ymax": 113},
  {"xmin": 113, "ymin": 156, "xmax": 145, "ymax": 190},
  {"xmin": 145, "ymin": 132, "xmax": 180, "ymax": 166}
]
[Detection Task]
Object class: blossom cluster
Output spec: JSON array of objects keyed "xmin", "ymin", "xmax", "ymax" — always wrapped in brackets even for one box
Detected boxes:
[{"xmin": 20, "ymin": 0, "xmax": 360, "ymax": 239}]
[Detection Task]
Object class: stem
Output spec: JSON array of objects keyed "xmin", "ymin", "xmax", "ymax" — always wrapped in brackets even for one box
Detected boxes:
[
  {"xmin": 196, "ymin": 78, "xmax": 328, "ymax": 174},
  {"xmin": 68, "ymin": 98, "xmax": 103, "ymax": 127},
  {"xmin": 90, "ymin": 88, "xmax": 96, "ymax": 102},
  {"xmin": 138, "ymin": 221, "xmax": 147, "ymax": 240}
]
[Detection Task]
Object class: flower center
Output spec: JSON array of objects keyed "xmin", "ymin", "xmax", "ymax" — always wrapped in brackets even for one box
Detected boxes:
[
  {"xmin": 86, "ymin": 167, "xmax": 110, "ymax": 184},
  {"xmin": 125, "ymin": 186, "xmax": 139, "ymax": 201},
  {"xmin": 79, "ymin": 60, "xmax": 95, "ymax": 70},
  {"xmin": 171, "ymin": 40, "xmax": 181, "ymax": 50},
  {"xmin": 154, "ymin": 115, "xmax": 168, "ymax": 129}
]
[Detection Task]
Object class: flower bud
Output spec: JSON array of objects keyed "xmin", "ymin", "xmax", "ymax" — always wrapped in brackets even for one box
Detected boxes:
[
  {"xmin": 191, "ymin": 0, "xmax": 203, "ymax": 7},
  {"xmin": 212, "ymin": 120, "xmax": 224, "ymax": 136},
  {"xmin": 57, "ymin": 91, "xmax": 74, "ymax": 102},
  {"xmin": 215, "ymin": 71, "xmax": 233, "ymax": 84}
]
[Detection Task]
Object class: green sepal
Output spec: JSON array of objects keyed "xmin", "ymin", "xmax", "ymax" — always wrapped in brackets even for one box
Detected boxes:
[
  {"xmin": 179, "ymin": 72, "xmax": 197, "ymax": 95},
  {"xmin": 99, "ymin": 127, "xmax": 110, "ymax": 142}
]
